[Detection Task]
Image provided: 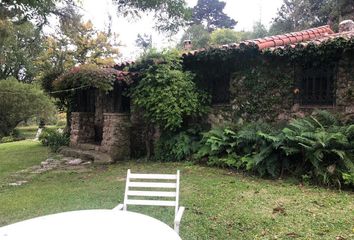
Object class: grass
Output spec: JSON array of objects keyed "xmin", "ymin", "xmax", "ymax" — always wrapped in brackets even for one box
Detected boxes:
[
  {"xmin": 16, "ymin": 125, "xmax": 60, "ymax": 140},
  {"xmin": 0, "ymin": 141, "xmax": 353, "ymax": 240}
]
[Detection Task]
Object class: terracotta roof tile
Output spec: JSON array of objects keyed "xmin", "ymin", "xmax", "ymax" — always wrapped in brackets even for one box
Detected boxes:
[{"xmin": 182, "ymin": 25, "xmax": 349, "ymax": 57}]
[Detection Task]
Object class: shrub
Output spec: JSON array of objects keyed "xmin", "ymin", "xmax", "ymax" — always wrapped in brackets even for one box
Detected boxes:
[
  {"xmin": 274, "ymin": 111, "xmax": 354, "ymax": 187},
  {"xmin": 39, "ymin": 128, "xmax": 69, "ymax": 152},
  {"xmin": 194, "ymin": 111, "xmax": 354, "ymax": 188},
  {"xmin": 130, "ymin": 49, "xmax": 209, "ymax": 132},
  {"xmin": 195, "ymin": 122, "xmax": 279, "ymax": 174},
  {"xmin": 0, "ymin": 129, "xmax": 25, "ymax": 143},
  {"xmin": 155, "ymin": 129, "xmax": 201, "ymax": 162}
]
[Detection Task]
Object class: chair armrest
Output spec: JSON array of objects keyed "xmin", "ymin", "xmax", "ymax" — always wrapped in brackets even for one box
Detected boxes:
[{"xmin": 113, "ymin": 204, "xmax": 124, "ymax": 211}]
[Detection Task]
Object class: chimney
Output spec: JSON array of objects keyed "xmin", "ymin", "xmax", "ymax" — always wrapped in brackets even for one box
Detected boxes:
[
  {"xmin": 339, "ymin": 20, "xmax": 354, "ymax": 32},
  {"xmin": 183, "ymin": 40, "xmax": 192, "ymax": 51}
]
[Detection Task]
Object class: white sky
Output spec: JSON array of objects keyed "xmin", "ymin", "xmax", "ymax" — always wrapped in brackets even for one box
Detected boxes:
[{"xmin": 80, "ymin": 0, "xmax": 284, "ymax": 61}]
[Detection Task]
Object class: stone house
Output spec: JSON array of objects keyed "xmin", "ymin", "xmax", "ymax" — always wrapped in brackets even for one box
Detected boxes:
[
  {"xmin": 183, "ymin": 20, "xmax": 354, "ymax": 125},
  {"xmin": 65, "ymin": 20, "xmax": 354, "ymax": 162}
]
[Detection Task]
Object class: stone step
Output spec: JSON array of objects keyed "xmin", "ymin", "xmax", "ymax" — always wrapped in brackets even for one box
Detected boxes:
[{"xmin": 59, "ymin": 147, "xmax": 113, "ymax": 164}]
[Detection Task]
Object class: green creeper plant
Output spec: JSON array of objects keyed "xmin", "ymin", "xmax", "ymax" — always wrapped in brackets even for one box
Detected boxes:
[{"xmin": 131, "ymin": 49, "xmax": 209, "ymax": 132}]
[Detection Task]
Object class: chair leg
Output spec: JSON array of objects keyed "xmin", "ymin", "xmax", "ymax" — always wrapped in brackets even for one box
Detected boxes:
[{"xmin": 174, "ymin": 222, "xmax": 180, "ymax": 235}]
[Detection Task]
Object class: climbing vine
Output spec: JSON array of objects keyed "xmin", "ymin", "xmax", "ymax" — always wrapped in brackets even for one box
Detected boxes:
[
  {"xmin": 183, "ymin": 37, "xmax": 354, "ymax": 121},
  {"xmin": 130, "ymin": 49, "xmax": 210, "ymax": 131},
  {"xmin": 53, "ymin": 64, "xmax": 131, "ymax": 92}
]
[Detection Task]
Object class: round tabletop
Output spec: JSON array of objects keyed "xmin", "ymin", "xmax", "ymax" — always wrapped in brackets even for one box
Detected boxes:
[{"xmin": 0, "ymin": 209, "xmax": 182, "ymax": 240}]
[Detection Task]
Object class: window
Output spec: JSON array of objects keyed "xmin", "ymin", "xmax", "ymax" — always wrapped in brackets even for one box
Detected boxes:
[
  {"xmin": 211, "ymin": 64, "xmax": 230, "ymax": 105},
  {"xmin": 297, "ymin": 64, "xmax": 337, "ymax": 106}
]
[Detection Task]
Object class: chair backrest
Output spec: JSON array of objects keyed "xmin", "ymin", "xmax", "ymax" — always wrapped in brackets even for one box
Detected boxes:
[{"xmin": 123, "ymin": 169, "xmax": 180, "ymax": 216}]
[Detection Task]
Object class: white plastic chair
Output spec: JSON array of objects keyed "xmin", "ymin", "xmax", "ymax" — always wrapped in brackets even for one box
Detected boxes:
[{"xmin": 114, "ymin": 169, "xmax": 185, "ymax": 235}]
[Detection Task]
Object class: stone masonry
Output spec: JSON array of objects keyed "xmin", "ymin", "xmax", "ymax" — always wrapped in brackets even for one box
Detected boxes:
[
  {"xmin": 70, "ymin": 112, "xmax": 95, "ymax": 145},
  {"xmin": 100, "ymin": 113, "xmax": 131, "ymax": 162}
]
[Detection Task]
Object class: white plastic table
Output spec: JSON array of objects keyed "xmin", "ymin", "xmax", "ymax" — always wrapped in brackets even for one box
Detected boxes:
[{"xmin": 0, "ymin": 209, "xmax": 182, "ymax": 240}]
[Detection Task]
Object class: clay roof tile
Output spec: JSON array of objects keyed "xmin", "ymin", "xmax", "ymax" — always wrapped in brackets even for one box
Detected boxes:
[{"xmin": 182, "ymin": 24, "xmax": 352, "ymax": 56}]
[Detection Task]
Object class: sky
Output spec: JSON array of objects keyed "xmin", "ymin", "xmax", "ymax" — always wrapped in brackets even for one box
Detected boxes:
[{"xmin": 80, "ymin": 0, "xmax": 284, "ymax": 61}]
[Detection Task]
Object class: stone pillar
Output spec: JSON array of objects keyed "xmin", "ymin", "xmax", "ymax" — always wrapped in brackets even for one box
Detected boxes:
[
  {"xmin": 70, "ymin": 112, "xmax": 95, "ymax": 146},
  {"xmin": 100, "ymin": 113, "xmax": 131, "ymax": 162},
  {"xmin": 336, "ymin": 54, "xmax": 354, "ymax": 121}
]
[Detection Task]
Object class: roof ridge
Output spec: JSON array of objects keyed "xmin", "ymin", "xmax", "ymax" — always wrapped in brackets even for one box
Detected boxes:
[{"xmin": 239, "ymin": 25, "xmax": 334, "ymax": 50}]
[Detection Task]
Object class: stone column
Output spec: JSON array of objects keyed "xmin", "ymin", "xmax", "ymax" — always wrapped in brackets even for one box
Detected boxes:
[
  {"xmin": 336, "ymin": 54, "xmax": 354, "ymax": 121},
  {"xmin": 70, "ymin": 112, "xmax": 95, "ymax": 146},
  {"xmin": 100, "ymin": 113, "xmax": 131, "ymax": 162}
]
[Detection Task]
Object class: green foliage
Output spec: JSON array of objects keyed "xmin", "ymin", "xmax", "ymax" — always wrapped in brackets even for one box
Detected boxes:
[
  {"xmin": 269, "ymin": 0, "xmax": 352, "ymax": 34},
  {"xmin": 194, "ymin": 111, "xmax": 354, "ymax": 188},
  {"xmin": 53, "ymin": 64, "xmax": 128, "ymax": 92},
  {"xmin": 0, "ymin": 19, "xmax": 42, "ymax": 82},
  {"xmin": 192, "ymin": 0, "xmax": 237, "ymax": 32},
  {"xmin": 37, "ymin": 10, "xmax": 120, "ymax": 82},
  {"xmin": 155, "ymin": 129, "xmax": 201, "ymax": 162},
  {"xmin": 179, "ymin": 24, "xmax": 211, "ymax": 50},
  {"xmin": 113, "ymin": 0, "xmax": 190, "ymax": 33},
  {"xmin": 275, "ymin": 111, "xmax": 354, "ymax": 187},
  {"xmin": 209, "ymin": 29, "xmax": 240, "ymax": 45},
  {"xmin": 0, "ymin": 0, "xmax": 75, "ymax": 26},
  {"xmin": 0, "ymin": 129, "xmax": 25, "ymax": 143},
  {"xmin": 131, "ymin": 49, "xmax": 209, "ymax": 131},
  {"xmin": 251, "ymin": 21, "xmax": 268, "ymax": 39},
  {"xmin": 39, "ymin": 128, "xmax": 69, "ymax": 152},
  {"xmin": 0, "ymin": 78, "xmax": 56, "ymax": 138}
]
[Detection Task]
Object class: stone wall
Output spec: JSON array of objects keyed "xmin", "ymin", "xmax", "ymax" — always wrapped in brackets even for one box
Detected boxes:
[
  {"xmin": 228, "ymin": 58, "xmax": 294, "ymax": 122},
  {"xmin": 70, "ymin": 112, "xmax": 95, "ymax": 145},
  {"xmin": 207, "ymin": 104, "xmax": 233, "ymax": 127},
  {"xmin": 100, "ymin": 113, "xmax": 131, "ymax": 162},
  {"xmin": 210, "ymin": 54, "xmax": 354, "ymax": 125},
  {"xmin": 336, "ymin": 52, "xmax": 354, "ymax": 121}
]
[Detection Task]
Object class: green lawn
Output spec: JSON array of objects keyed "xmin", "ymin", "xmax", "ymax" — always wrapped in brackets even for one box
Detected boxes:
[
  {"xmin": 0, "ymin": 141, "xmax": 353, "ymax": 240},
  {"xmin": 16, "ymin": 125, "xmax": 60, "ymax": 140}
]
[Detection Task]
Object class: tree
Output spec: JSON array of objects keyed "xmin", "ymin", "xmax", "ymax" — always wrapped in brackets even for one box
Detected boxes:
[
  {"xmin": 269, "ymin": 0, "xmax": 353, "ymax": 34},
  {"xmin": 192, "ymin": 0, "xmax": 237, "ymax": 32},
  {"xmin": 251, "ymin": 22, "xmax": 268, "ymax": 39},
  {"xmin": 339, "ymin": 0, "xmax": 354, "ymax": 20},
  {"xmin": 135, "ymin": 34, "xmax": 152, "ymax": 52},
  {"xmin": 38, "ymin": 10, "xmax": 120, "ymax": 88},
  {"xmin": 179, "ymin": 25, "xmax": 210, "ymax": 50},
  {"xmin": 209, "ymin": 28, "xmax": 239, "ymax": 45},
  {"xmin": 0, "ymin": 19, "xmax": 42, "ymax": 82},
  {"xmin": 113, "ymin": 0, "xmax": 191, "ymax": 32},
  {"xmin": 0, "ymin": 78, "xmax": 56, "ymax": 138},
  {"xmin": 0, "ymin": 0, "xmax": 76, "ymax": 27}
]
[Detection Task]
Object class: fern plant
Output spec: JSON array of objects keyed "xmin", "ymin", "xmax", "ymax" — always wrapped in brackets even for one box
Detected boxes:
[{"xmin": 278, "ymin": 111, "xmax": 354, "ymax": 187}]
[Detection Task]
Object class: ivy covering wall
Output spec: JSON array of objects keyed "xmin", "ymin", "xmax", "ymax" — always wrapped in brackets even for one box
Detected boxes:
[{"xmin": 183, "ymin": 38, "xmax": 354, "ymax": 123}]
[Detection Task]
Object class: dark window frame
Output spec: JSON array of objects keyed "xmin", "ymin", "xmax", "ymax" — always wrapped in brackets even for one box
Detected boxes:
[
  {"xmin": 211, "ymin": 63, "xmax": 231, "ymax": 105},
  {"xmin": 295, "ymin": 63, "xmax": 337, "ymax": 107}
]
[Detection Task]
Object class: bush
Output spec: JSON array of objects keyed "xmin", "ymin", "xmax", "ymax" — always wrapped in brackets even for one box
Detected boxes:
[
  {"xmin": 130, "ymin": 49, "xmax": 209, "ymax": 131},
  {"xmin": 0, "ymin": 129, "xmax": 25, "ymax": 143},
  {"xmin": 155, "ymin": 129, "xmax": 201, "ymax": 162},
  {"xmin": 39, "ymin": 128, "xmax": 69, "ymax": 152},
  {"xmin": 194, "ymin": 111, "xmax": 354, "ymax": 188}
]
